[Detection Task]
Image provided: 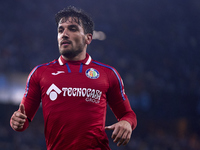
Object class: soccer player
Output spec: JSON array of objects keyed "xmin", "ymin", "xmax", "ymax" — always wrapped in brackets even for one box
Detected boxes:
[{"xmin": 10, "ymin": 6, "xmax": 137, "ymax": 150}]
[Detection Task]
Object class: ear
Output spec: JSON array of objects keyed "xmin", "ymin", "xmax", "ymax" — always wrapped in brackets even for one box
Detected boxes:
[{"xmin": 85, "ymin": 33, "xmax": 93, "ymax": 45}]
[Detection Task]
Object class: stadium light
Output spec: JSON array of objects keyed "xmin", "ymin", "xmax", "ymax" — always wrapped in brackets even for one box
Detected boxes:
[{"xmin": 92, "ymin": 30, "xmax": 106, "ymax": 40}]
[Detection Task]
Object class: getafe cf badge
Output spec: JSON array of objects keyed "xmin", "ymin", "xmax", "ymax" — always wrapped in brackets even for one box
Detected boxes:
[{"xmin": 86, "ymin": 68, "xmax": 100, "ymax": 79}]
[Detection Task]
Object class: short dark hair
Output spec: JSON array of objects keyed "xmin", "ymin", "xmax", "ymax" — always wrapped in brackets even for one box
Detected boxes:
[{"xmin": 55, "ymin": 6, "xmax": 94, "ymax": 35}]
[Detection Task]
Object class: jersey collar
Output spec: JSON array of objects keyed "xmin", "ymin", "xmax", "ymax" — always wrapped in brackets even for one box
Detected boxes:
[{"xmin": 58, "ymin": 53, "xmax": 92, "ymax": 66}]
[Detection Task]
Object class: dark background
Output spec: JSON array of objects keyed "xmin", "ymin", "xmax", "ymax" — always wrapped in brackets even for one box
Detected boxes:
[{"xmin": 0, "ymin": 0, "xmax": 200, "ymax": 149}]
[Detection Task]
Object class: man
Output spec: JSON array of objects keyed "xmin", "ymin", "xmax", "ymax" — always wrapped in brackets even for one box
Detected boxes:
[{"xmin": 10, "ymin": 6, "xmax": 137, "ymax": 150}]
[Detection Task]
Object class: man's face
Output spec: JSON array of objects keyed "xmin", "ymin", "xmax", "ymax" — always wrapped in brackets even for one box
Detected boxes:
[{"xmin": 57, "ymin": 17, "xmax": 87, "ymax": 60}]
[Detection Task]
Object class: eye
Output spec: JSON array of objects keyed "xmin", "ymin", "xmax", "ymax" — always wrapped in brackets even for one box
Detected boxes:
[
  {"xmin": 69, "ymin": 25, "xmax": 78, "ymax": 32},
  {"xmin": 58, "ymin": 27, "xmax": 64, "ymax": 33}
]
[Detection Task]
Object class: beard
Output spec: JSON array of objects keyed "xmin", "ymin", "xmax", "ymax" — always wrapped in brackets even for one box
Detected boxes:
[
  {"xmin": 59, "ymin": 37, "xmax": 85, "ymax": 59},
  {"xmin": 60, "ymin": 48, "xmax": 83, "ymax": 59}
]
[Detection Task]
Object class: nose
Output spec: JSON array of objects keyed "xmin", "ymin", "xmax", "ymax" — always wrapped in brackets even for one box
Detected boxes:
[{"xmin": 62, "ymin": 29, "xmax": 69, "ymax": 38}]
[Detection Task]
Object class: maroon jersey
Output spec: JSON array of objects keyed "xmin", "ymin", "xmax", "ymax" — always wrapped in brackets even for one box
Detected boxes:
[{"xmin": 21, "ymin": 53, "xmax": 137, "ymax": 150}]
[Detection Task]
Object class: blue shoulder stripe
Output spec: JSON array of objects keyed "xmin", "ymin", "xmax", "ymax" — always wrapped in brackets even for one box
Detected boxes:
[
  {"xmin": 25, "ymin": 61, "xmax": 57, "ymax": 97},
  {"xmin": 92, "ymin": 61, "xmax": 126, "ymax": 100}
]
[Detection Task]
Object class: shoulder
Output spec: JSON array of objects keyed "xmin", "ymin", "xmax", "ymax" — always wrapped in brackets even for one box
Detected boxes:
[
  {"xmin": 28, "ymin": 59, "xmax": 58, "ymax": 79},
  {"xmin": 91, "ymin": 60, "xmax": 120, "ymax": 77},
  {"xmin": 91, "ymin": 60, "xmax": 123, "ymax": 87},
  {"xmin": 31, "ymin": 59, "xmax": 58, "ymax": 72},
  {"xmin": 91, "ymin": 60, "xmax": 126, "ymax": 100},
  {"xmin": 91, "ymin": 60, "xmax": 117, "ymax": 72}
]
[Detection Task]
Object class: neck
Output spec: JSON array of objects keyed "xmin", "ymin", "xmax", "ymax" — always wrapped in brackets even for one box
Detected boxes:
[{"xmin": 62, "ymin": 51, "xmax": 86, "ymax": 61}]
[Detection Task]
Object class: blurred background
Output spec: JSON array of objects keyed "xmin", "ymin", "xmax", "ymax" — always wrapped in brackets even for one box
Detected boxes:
[{"xmin": 1, "ymin": 0, "xmax": 200, "ymax": 149}]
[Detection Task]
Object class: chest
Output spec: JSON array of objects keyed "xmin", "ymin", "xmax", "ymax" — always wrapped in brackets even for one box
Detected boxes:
[
  {"xmin": 42, "ymin": 64, "xmax": 108, "ymax": 87},
  {"xmin": 39, "ymin": 64, "xmax": 111, "ymax": 125},
  {"xmin": 39, "ymin": 64, "xmax": 109, "ymax": 102}
]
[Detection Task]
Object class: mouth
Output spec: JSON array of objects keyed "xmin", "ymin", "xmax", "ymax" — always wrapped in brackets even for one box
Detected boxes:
[{"xmin": 61, "ymin": 40, "xmax": 71, "ymax": 46}]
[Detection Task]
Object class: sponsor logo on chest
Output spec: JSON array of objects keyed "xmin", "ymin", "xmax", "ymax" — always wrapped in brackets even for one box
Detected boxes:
[{"xmin": 46, "ymin": 84, "xmax": 102, "ymax": 103}]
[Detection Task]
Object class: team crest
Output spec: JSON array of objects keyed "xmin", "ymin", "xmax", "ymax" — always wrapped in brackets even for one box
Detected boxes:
[{"xmin": 86, "ymin": 68, "xmax": 100, "ymax": 79}]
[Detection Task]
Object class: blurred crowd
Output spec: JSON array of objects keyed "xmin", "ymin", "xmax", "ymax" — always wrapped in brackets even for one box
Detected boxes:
[{"xmin": 1, "ymin": 0, "xmax": 200, "ymax": 149}]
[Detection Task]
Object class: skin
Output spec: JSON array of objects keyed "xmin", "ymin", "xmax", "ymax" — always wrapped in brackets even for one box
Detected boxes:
[
  {"xmin": 105, "ymin": 121, "xmax": 132, "ymax": 146},
  {"xmin": 10, "ymin": 104, "xmax": 27, "ymax": 130},
  {"xmin": 57, "ymin": 17, "xmax": 92, "ymax": 61},
  {"xmin": 10, "ymin": 16, "xmax": 133, "ymax": 147}
]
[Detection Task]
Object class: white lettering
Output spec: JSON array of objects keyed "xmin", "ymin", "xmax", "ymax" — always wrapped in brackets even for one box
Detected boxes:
[
  {"xmin": 87, "ymin": 88, "xmax": 91, "ymax": 97},
  {"xmin": 47, "ymin": 84, "xmax": 102, "ymax": 103},
  {"xmin": 77, "ymin": 88, "xmax": 82, "ymax": 96},
  {"xmin": 60, "ymin": 87, "xmax": 103, "ymax": 103},
  {"xmin": 96, "ymin": 90, "xmax": 102, "ymax": 100},
  {"xmin": 82, "ymin": 88, "xmax": 86, "ymax": 97},
  {"xmin": 72, "ymin": 88, "xmax": 77, "ymax": 96},
  {"xmin": 68, "ymin": 88, "xmax": 72, "ymax": 96},
  {"xmin": 91, "ymin": 89, "xmax": 95, "ymax": 98},
  {"xmin": 85, "ymin": 98, "xmax": 100, "ymax": 103},
  {"xmin": 62, "ymin": 88, "xmax": 67, "ymax": 96}
]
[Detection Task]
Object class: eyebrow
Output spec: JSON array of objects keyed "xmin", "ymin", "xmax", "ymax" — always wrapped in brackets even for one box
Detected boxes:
[
  {"xmin": 58, "ymin": 24, "xmax": 79, "ymax": 28},
  {"xmin": 68, "ymin": 24, "xmax": 79, "ymax": 28},
  {"xmin": 57, "ymin": 25, "xmax": 64, "ymax": 30},
  {"xmin": 57, "ymin": 24, "xmax": 81, "ymax": 33}
]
